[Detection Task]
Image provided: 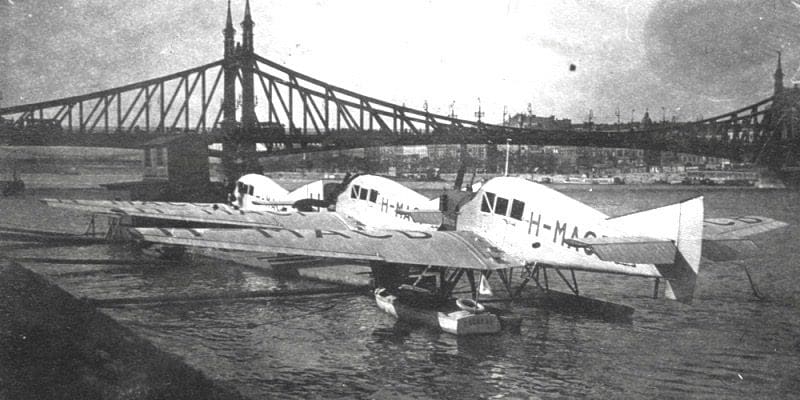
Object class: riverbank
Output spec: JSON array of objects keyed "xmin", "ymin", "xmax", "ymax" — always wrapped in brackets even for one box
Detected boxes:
[{"xmin": 0, "ymin": 259, "xmax": 247, "ymax": 400}]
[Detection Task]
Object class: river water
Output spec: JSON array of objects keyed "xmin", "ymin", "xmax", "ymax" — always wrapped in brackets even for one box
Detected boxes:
[{"xmin": 3, "ymin": 184, "xmax": 800, "ymax": 399}]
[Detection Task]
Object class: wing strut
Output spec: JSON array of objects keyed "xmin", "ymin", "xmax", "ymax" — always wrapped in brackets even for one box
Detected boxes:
[{"xmin": 553, "ymin": 269, "xmax": 580, "ymax": 296}]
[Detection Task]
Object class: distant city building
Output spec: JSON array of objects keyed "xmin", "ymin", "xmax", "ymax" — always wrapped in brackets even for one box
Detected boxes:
[
  {"xmin": 506, "ymin": 113, "xmax": 572, "ymax": 130},
  {"xmin": 401, "ymin": 146, "xmax": 428, "ymax": 157},
  {"xmin": 641, "ymin": 110, "xmax": 653, "ymax": 128}
]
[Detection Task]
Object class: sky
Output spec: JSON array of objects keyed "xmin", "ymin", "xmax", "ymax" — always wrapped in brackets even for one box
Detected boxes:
[{"xmin": 2, "ymin": 0, "xmax": 800, "ymax": 124}]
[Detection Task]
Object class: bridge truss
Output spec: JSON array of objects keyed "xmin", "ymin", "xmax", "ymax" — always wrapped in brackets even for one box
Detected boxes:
[{"xmin": 1, "ymin": 52, "xmax": 798, "ymax": 168}]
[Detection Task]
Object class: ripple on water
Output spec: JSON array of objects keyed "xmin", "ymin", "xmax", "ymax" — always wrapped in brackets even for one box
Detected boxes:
[{"xmin": 5, "ymin": 187, "xmax": 800, "ymax": 399}]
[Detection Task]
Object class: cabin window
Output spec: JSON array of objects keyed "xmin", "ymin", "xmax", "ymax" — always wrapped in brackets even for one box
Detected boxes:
[
  {"xmin": 510, "ymin": 199, "xmax": 525, "ymax": 220},
  {"xmin": 495, "ymin": 197, "xmax": 509, "ymax": 216},
  {"xmin": 369, "ymin": 189, "xmax": 379, "ymax": 203},
  {"xmin": 143, "ymin": 149, "xmax": 152, "ymax": 167},
  {"xmin": 481, "ymin": 192, "xmax": 495, "ymax": 213},
  {"xmin": 359, "ymin": 187, "xmax": 369, "ymax": 200},
  {"xmin": 155, "ymin": 147, "xmax": 164, "ymax": 166},
  {"xmin": 247, "ymin": 185, "xmax": 254, "ymax": 195},
  {"xmin": 351, "ymin": 185, "xmax": 360, "ymax": 199}
]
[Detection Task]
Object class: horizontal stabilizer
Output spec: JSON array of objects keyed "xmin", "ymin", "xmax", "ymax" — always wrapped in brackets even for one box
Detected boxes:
[
  {"xmin": 701, "ymin": 239, "xmax": 760, "ymax": 261},
  {"xmin": 251, "ymin": 200, "xmax": 297, "ymax": 206},
  {"xmin": 253, "ymin": 198, "xmax": 333, "ymax": 211},
  {"xmin": 565, "ymin": 237, "xmax": 677, "ymax": 264},
  {"xmin": 395, "ymin": 210, "xmax": 444, "ymax": 226},
  {"xmin": 703, "ymin": 216, "xmax": 788, "ymax": 240}
]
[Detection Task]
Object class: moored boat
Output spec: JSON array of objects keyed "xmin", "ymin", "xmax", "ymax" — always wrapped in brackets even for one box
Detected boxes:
[{"xmin": 374, "ymin": 287, "xmax": 520, "ymax": 335}]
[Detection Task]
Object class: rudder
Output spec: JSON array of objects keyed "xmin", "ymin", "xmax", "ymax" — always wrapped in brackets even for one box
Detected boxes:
[{"xmin": 605, "ymin": 197, "xmax": 704, "ymax": 303}]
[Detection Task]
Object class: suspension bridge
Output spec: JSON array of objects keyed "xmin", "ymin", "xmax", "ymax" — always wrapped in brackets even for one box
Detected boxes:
[{"xmin": 2, "ymin": 1, "xmax": 800, "ymax": 173}]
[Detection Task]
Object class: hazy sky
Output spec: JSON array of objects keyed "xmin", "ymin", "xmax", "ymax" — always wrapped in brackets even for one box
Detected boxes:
[{"xmin": 2, "ymin": 0, "xmax": 800, "ymax": 124}]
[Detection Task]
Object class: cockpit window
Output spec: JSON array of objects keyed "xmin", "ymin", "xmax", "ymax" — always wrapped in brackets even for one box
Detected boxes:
[
  {"xmin": 495, "ymin": 197, "xmax": 509, "ymax": 216},
  {"xmin": 237, "ymin": 181, "xmax": 245, "ymax": 193},
  {"xmin": 481, "ymin": 192, "xmax": 495, "ymax": 213},
  {"xmin": 369, "ymin": 189, "xmax": 379, "ymax": 203},
  {"xmin": 247, "ymin": 185, "xmax": 254, "ymax": 195},
  {"xmin": 510, "ymin": 199, "xmax": 525, "ymax": 220},
  {"xmin": 359, "ymin": 187, "xmax": 369, "ymax": 200},
  {"xmin": 351, "ymin": 185, "xmax": 360, "ymax": 199}
]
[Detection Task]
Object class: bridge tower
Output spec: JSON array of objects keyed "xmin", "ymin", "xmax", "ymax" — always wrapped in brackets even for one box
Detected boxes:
[
  {"xmin": 222, "ymin": 0, "xmax": 237, "ymax": 126},
  {"xmin": 758, "ymin": 51, "xmax": 800, "ymax": 175},
  {"xmin": 219, "ymin": 0, "xmax": 262, "ymax": 187},
  {"xmin": 239, "ymin": 0, "xmax": 258, "ymax": 131}
]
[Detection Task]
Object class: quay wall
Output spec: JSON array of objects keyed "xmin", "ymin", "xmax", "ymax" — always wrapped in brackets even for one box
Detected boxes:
[{"xmin": 0, "ymin": 259, "xmax": 248, "ymax": 400}]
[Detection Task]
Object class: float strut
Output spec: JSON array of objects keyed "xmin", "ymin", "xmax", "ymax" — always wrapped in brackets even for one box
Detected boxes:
[
  {"xmin": 742, "ymin": 264, "xmax": 764, "ymax": 300},
  {"xmin": 411, "ymin": 265, "xmax": 433, "ymax": 287},
  {"xmin": 543, "ymin": 267, "xmax": 549, "ymax": 290},
  {"xmin": 653, "ymin": 278, "xmax": 660, "ymax": 299},
  {"xmin": 497, "ymin": 269, "xmax": 514, "ymax": 297},
  {"xmin": 465, "ymin": 269, "xmax": 477, "ymax": 300},
  {"xmin": 513, "ymin": 263, "xmax": 537, "ymax": 298},
  {"xmin": 84, "ymin": 214, "xmax": 97, "ymax": 237}
]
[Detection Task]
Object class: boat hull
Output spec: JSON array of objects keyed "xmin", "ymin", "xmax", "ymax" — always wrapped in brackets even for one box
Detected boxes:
[{"xmin": 375, "ymin": 289, "xmax": 503, "ymax": 335}]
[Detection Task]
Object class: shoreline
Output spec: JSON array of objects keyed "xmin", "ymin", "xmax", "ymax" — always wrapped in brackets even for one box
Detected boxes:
[{"xmin": 0, "ymin": 259, "xmax": 248, "ymax": 400}]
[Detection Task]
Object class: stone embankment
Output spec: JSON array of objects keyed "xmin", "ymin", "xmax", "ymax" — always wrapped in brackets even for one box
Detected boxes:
[{"xmin": 0, "ymin": 259, "xmax": 247, "ymax": 400}]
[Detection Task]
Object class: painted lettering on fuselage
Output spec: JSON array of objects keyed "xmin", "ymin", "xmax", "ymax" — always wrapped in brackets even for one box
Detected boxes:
[
  {"xmin": 520, "ymin": 211, "xmax": 597, "ymax": 255},
  {"xmin": 525, "ymin": 212, "xmax": 594, "ymax": 243},
  {"xmin": 348, "ymin": 188, "xmax": 418, "ymax": 222}
]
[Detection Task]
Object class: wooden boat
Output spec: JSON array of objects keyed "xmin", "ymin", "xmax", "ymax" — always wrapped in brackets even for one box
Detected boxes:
[{"xmin": 374, "ymin": 287, "xmax": 520, "ymax": 335}]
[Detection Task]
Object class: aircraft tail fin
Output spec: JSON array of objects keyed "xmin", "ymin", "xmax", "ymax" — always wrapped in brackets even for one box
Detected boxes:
[{"xmin": 605, "ymin": 197, "xmax": 704, "ymax": 303}]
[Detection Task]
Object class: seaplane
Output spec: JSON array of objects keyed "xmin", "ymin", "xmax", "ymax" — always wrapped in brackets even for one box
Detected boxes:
[
  {"xmin": 232, "ymin": 173, "xmax": 344, "ymax": 212},
  {"xmin": 41, "ymin": 174, "xmax": 344, "ymax": 230},
  {"xmin": 110, "ymin": 175, "xmax": 787, "ymax": 335},
  {"xmin": 40, "ymin": 172, "xmax": 443, "ymax": 262},
  {"xmin": 40, "ymin": 172, "xmax": 453, "ymax": 231}
]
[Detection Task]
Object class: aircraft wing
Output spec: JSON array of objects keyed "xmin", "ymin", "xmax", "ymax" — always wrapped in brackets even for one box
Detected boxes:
[
  {"xmin": 41, "ymin": 199, "xmax": 219, "ymax": 214},
  {"xmin": 563, "ymin": 236, "xmax": 677, "ymax": 264},
  {"xmin": 130, "ymin": 227, "xmax": 527, "ymax": 271},
  {"xmin": 41, "ymin": 198, "xmax": 353, "ymax": 230}
]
